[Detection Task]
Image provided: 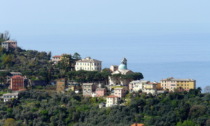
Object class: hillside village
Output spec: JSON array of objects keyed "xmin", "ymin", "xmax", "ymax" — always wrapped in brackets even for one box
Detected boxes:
[
  {"xmin": 1, "ymin": 32, "xmax": 209, "ymax": 126},
  {"xmin": 0, "ymin": 38, "xmax": 196, "ymax": 107}
]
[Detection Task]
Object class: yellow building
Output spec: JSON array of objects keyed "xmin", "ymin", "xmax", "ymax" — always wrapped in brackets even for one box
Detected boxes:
[{"xmin": 160, "ymin": 77, "xmax": 196, "ymax": 91}]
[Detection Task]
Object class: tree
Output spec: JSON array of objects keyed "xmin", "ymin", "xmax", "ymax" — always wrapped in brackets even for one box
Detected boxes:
[
  {"xmin": 0, "ymin": 31, "xmax": 10, "ymax": 42},
  {"xmin": 0, "ymin": 71, "xmax": 9, "ymax": 84},
  {"xmin": 204, "ymin": 86, "xmax": 210, "ymax": 93},
  {"xmin": 176, "ymin": 120, "xmax": 196, "ymax": 126},
  {"xmin": 4, "ymin": 118, "xmax": 16, "ymax": 126},
  {"xmin": 72, "ymin": 52, "xmax": 81, "ymax": 60}
]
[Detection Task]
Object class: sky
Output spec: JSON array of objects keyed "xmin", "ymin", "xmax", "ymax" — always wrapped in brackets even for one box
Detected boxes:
[{"xmin": 1, "ymin": 0, "xmax": 210, "ymax": 66}]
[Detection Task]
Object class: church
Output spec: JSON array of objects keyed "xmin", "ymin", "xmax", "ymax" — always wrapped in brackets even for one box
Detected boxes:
[{"xmin": 109, "ymin": 58, "xmax": 134, "ymax": 86}]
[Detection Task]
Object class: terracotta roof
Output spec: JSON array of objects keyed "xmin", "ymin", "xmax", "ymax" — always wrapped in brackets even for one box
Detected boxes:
[
  {"xmin": 107, "ymin": 95, "xmax": 118, "ymax": 98},
  {"xmin": 11, "ymin": 75, "xmax": 24, "ymax": 79},
  {"xmin": 130, "ymin": 123, "xmax": 144, "ymax": 126},
  {"xmin": 53, "ymin": 55, "xmax": 61, "ymax": 58}
]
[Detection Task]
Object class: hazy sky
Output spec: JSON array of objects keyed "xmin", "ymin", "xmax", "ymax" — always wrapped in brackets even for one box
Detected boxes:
[{"xmin": 1, "ymin": 0, "xmax": 210, "ymax": 65}]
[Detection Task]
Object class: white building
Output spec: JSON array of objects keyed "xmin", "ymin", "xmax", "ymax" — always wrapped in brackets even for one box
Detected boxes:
[
  {"xmin": 143, "ymin": 82, "xmax": 157, "ymax": 95},
  {"xmin": 129, "ymin": 80, "xmax": 144, "ymax": 92},
  {"xmin": 2, "ymin": 93, "xmax": 19, "ymax": 102},
  {"xmin": 109, "ymin": 58, "xmax": 134, "ymax": 86},
  {"xmin": 106, "ymin": 95, "xmax": 119, "ymax": 107},
  {"xmin": 129, "ymin": 80, "xmax": 157, "ymax": 95},
  {"xmin": 1, "ymin": 40, "xmax": 17, "ymax": 51},
  {"xmin": 75, "ymin": 57, "xmax": 102, "ymax": 71}
]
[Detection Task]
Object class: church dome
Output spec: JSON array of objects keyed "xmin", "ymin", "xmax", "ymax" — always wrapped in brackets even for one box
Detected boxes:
[{"xmin": 118, "ymin": 64, "xmax": 127, "ymax": 70}]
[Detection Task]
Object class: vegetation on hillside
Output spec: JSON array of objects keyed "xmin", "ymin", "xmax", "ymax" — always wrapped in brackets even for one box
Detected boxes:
[{"xmin": 0, "ymin": 88, "xmax": 209, "ymax": 126}]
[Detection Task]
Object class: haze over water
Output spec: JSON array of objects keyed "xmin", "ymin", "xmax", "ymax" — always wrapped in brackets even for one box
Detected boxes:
[{"xmin": 1, "ymin": 0, "xmax": 210, "ymax": 89}]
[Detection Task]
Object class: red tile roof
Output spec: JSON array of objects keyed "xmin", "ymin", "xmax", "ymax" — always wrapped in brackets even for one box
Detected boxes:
[
  {"xmin": 107, "ymin": 95, "xmax": 118, "ymax": 98},
  {"xmin": 53, "ymin": 55, "xmax": 61, "ymax": 58},
  {"xmin": 11, "ymin": 75, "xmax": 24, "ymax": 79},
  {"xmin": 130, "ymin": 123, "xmax": 144, "ymax": 126}
]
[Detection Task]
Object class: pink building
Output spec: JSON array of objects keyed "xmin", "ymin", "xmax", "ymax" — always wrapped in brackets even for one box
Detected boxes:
[
  {"xmin": 95, "ymin": 88, "xmax": 106, "ymax": 97},
  {"xmin": 114, "ymin": 87, "xmax": 127, "ymax": 98}
]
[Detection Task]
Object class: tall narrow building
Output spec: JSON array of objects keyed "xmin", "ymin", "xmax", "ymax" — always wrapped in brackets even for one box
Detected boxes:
[{"xmin": 10, "ymin": 75, "xmax": 25, "ymax": 91}]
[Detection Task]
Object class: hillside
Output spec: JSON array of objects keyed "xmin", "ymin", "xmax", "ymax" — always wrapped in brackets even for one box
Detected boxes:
[{"xmin": 0, "ymin": 88, "xmax": 209, "ymax": 126}]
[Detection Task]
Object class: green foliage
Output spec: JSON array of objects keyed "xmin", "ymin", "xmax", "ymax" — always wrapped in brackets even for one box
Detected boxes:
[
  {"xmin": 67, "ymin": 70, "xmax": 110, "ymax": 83},
  {"xmin": 3, "ymin": 118, "xmax": 16, "ymax": 126},
  {"xmin": 112, "ymin": 72, "xmax": 144, "ymax": 80},
  {"xmin": 176, "ymin": 120, "xmax": 196, "ymax": 126},
  {"xmin": 0, "ymin": 89, "xmax": 209, "ymax": 126}
]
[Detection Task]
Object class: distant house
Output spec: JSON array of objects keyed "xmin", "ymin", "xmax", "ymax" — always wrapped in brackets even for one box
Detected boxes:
[
  {"xmin": 1, "ymin": 40, "xmax": 17, "ymax": 51},
  {"xmin": 110, "ymin": 65, "xmax": 118, "ymax": 72},
  {"xmin": 2, "ymin": 93, "xmax": 19, "ymax": 102},
  {"xmin": 6, "ymin": 72, "xmax": 22, "ymax": 83},
  {"xmin": 9, "ymin": 75, "xmax": 25, "ymax": 91},
  {"xmin": 95, "ymin": 88, "xmax": 106, "ymax": 97},
  {"xmin": 82, "ymin": 83, "xmax": 96, "ymax": 97},
  {"xmin": 129, "ymin": 80, "xmax": 143, "ymax": 92},
  {"xmin": 129, "ymin": 80, "xmax": 157, "ymax": 95},
  {"xmin": 114, "ymin": 87, "xmax": 127, "ymax": 98},
  {"xmin": 106, "ymin": 95, "xmax": 119, "ymax": 107},
  {"xmin": 75, "ymin": 57, "xmax": 102, "ymax": 71},
  {"xmin": 52, "ymin": 55, "xmax": 62, "ymax": 63},
  {"xmin": 143, "ymin": 82, "xmax": 157, "ymax": 95},
  {"xmin": 160, "ymin": 77, "xmax": 196, "ymax": 92},
  {"xmin": 66, "ymin": 83, "xmax": 81, "ymax": 92},
  {"xmin": 56, "ymin": 78, "xmax": 67, "ymax": 93}
]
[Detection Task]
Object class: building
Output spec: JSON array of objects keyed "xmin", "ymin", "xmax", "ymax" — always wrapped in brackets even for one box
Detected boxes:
[
  {"xmin": 160, "ymin": 77, "xmax": 196, "ymax": 91},
  {"xmin": 2, "ymin": 93, "xmax": 19, "ymax": 102},
  {"xmin": 129, "ymin": 80, "xmax": 143, "ymax": 92},
  {"xmin": 9, "ymin": 75, "xmax": 25, "ymax": 91},
  {"xmin": 52, "ymin": 55, "xmax": 62, "ymax": 63},
  {"xmin": 75, "ymin": 57, "xmax": 102, "ymax": 71},
  {"xmin": 156, "ymin": 83, "xmax": 162, "ymax": 90},
  {"xmin": 95, "ymin": 88, "xmax": 106, "ymax": 97},
  {"xmin": 110, "ymin": 65, "xmax": 118, "ymax": 72},
  {"xmin": 143, "ymin": 82, "xmax": 157, "ymax": 95},
  {"xmin": 66, "ymin": 83, "xmax": 81, "ymax": 92},
  {"xmin": 82, "ymin": 83, "xmax": 96, "ymax": 97},
  {"xmin": 6, "ymin": 72, "xmax": 22, "ymax": 83},
  {"xmin": 106, "ymin": 95, "xmax": 119, "ymax": 107},
  {"xmin": 114, "ymin": 87, "xmax": 127, "ymax": 98},
  {"xmin": 56, "ymin": 78, "xmax": 67, "ymax": 93},
  {"xmin": 1, "ymin": 40, "xmax": 17, "ymax": 51},
  {"xmin": 129, "ymin": 80, "xmax": 157, "ymax": 95},
  {"xmin": 109, "ymin": 58, "xmax": 134, "ymax": 86}
]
